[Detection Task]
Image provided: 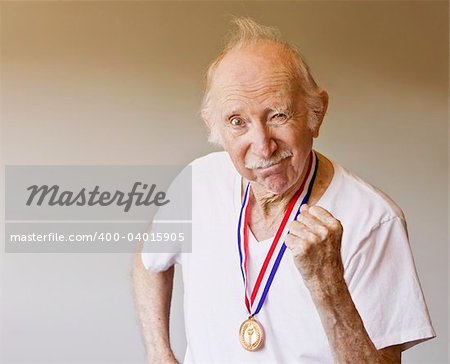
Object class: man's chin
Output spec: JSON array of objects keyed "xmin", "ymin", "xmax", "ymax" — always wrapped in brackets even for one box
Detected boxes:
[{"xmin": 253, "ymin": 175, "xmax": 292, "ymax": 196}]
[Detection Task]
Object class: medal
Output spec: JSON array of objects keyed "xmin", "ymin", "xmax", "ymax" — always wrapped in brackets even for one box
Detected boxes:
[
  {"xmin": 239, "ymin": 316, "xmax": 264, "ymax": 351},
  {"xmin": 237, "ymin": 151, "xmax": 318, "ymax": 351}
]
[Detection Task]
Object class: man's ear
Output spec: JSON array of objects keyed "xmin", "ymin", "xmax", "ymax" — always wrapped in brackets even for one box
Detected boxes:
[
  {"xmin": 201, "ymin": 109, "xmax": 212, "ymax": 130},
  {"xmin": 201, "ymin": 111, "xmax": 224, "ymax": 147},
  {"xmin": 200, "ymin": 111, "xmax": 212, "ymax": 138},
  {"xmin": 311, "ymin": 90, "xmax": 329, "ymax": 138}
]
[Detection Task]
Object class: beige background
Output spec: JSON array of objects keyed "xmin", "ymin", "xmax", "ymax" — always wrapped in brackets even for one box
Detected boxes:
[{"xmin": 1, "ymin": 1, "xmax": 448, "ymax": 363}]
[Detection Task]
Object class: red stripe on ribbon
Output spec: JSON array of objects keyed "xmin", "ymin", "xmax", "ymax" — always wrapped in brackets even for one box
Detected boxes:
[{"xmin": 243, "ymin": 194, "xmax": 251, "ymax": 313}]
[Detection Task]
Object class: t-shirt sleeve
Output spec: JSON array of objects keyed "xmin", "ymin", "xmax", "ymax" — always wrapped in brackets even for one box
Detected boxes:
[
  {"xmin": 141, "ymin": 250, "xmax": 180, "ymax": 272},
  {"xmin": 140, "ymin": 164, "xmax": 191, "ymax": 273},
  {"xmin": 344, "ymin": 216, "xmax": 436, "ymax": 350},
  {"xmin": 140, "ymin": 221, "xmax": 183, "ymax": 272}
]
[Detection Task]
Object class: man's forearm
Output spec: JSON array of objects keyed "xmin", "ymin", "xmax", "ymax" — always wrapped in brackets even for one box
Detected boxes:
[
  {"xmin": 307, "ymin": 275, "xmax": 400, "ymax": 364},
  {"xmin": 132, "ymin": 253, "xmax": 178, "ymax": 363}
]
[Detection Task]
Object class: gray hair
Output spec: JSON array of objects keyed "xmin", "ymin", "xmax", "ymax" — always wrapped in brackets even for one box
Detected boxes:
[{"xmin": 201, "ymin": 17, "xmax": 325, "ymax": 145}]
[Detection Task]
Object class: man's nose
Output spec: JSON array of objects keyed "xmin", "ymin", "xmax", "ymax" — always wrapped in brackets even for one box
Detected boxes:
[{"xmin": 251, "ymin": 123, "xmax": 277, "ymax": 159}]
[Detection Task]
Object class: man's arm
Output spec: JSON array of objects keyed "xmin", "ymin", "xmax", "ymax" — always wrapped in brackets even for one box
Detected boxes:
[
  {"xmin": 286, "ymin": 205, "xmax": 402, "ymax": 364},
  {"xmin": 132, "ymin": 251, "xmax": 179, "ymax": 364},
  {"xmin": 306, "ymin": 272, "xmax": 402, "ymax": 363}
]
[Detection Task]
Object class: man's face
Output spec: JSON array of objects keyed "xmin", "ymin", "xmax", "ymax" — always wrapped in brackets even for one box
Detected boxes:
[{"xmin": 208, "ymin": 43, "xmax": 319, "ymax": 195}]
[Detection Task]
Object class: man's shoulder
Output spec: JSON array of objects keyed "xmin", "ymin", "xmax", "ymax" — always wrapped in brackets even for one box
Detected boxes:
[
  {"xmin": 189, "ymin": 151, "xmax": 237, "ymax": 182},
  {"xmin": 327, "ymin": 160, "xmax": 405, "ymax": 225}
]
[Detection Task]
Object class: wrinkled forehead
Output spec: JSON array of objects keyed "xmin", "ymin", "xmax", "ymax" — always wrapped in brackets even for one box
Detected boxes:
[{"xmin": 209, "ymin": 43, "xmax": 301, "ymax": 107}]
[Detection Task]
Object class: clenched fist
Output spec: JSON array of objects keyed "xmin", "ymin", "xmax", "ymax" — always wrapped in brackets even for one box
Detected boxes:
[{"xmin": 285, "ymin": 204, "xmax": 345, "ymax": 286}]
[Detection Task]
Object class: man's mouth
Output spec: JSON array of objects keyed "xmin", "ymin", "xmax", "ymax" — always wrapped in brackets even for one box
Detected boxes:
[{"xmin": 255, "ymin": 160, "xmax": 284, "ymax": 170}]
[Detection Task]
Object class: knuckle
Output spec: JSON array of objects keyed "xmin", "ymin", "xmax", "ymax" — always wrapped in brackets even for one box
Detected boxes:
[
  {"xmin": 308, "ymin": 230, "xmax": 320, "ymax": 242},
  {"xmin": 330, "ymin": 219, "xmax": 342, "ymax": 231},
  {"xmin": 290, "ymin": 220, "xmax": 301, "ymax": 230},
  {"xmin": 285, "ymin": 234, "xmax": 293, "ymax": 246},
  {"xmin": 285, "ymin": 233, "xmax": 298, "ymax": 248},
  {"xmin": 309, "ymin": 206, "xmax": 321, "ymax": 215},
  {"xmin": 294, "ymin": 216, "xmax": 304, "ymax": 226},
  {"xmin": 317, "ymin": 225, "xmax": 328, "ymax": 237}
]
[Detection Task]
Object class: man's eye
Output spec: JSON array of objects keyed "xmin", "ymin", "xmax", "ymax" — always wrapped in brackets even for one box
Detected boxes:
[
  {"xmin": 230, "ymin": 117, "xmax": 244, "ymax": 126},
  {"xmin": 271, "ymin": 113, "xmax": 288, "ymax": 123}
]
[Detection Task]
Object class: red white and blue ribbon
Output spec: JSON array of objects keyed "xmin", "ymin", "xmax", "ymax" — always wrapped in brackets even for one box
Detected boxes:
[{"xmin": 237, "ymin": 150, "xmax": 318, "ymax": 316}]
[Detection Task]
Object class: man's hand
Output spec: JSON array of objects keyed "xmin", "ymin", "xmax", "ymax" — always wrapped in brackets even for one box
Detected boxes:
[{"xmin": 285, "ymin": 204, "xmax": 344, "ymax": 285}]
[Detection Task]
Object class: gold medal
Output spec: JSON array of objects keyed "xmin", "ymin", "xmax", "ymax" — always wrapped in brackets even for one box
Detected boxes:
[{"xmin": 239, "ymin": 317, "xmax": 264, "ymax": 351}]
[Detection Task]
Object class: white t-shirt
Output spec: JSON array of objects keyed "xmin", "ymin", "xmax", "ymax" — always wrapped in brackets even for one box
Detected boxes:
[{"xmin": 142, "ymin": 151, "xmax": 435, "ymax": 364}]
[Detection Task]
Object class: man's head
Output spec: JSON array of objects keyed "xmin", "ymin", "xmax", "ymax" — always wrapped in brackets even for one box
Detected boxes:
[{"xmin": 201, "ymin": 18, "xmax": 328, "ymax": 194}]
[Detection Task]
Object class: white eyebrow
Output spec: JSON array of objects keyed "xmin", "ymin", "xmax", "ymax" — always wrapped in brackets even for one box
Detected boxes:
[{"xmin": 222, "ymin": 107, "xmax": 243, "ymax": 120}]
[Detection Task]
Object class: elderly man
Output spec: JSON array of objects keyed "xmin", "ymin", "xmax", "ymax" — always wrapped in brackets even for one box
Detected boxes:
[{"xmin": 133, "ymin": 18, "xmax": 435, "ymax": 363}]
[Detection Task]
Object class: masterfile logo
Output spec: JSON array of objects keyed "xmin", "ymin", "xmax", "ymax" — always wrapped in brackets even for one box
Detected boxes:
[
  {"xmin": 5, "ymin": 165, "xmax": 192, "ymax": 253},
  {"xmin": 26, "ymin": 182, "xmax": 170, "ymax": 212}
]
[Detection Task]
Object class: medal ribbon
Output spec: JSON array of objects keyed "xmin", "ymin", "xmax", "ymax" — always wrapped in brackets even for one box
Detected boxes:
[{"xmin": 237, "ymin": 150, "xmax": 318, "ymax": 316}]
